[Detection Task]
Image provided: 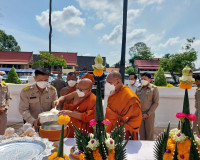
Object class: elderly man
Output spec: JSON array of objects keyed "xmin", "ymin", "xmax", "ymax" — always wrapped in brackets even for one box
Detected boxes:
[
  {"xmin": 105, "ymin": 71, "xmax": 142, "ymax": 140},
  {"xmin": 52, "ymin": 74, "xmax": 67, "ymax": 97},
  {"xmin": 136, "ymin": 72, "xmax": 159, "ymax": 140},
  {"xmin": 53, "ymin": 78, "xmax": 96, "ymax": 137},
  {"xmin": 193, "ymin": 74, "xmax": 200, "ymax": 133},
  {"xmin": 0, "ymin": 71, "xmax": 11, "ymax": 135},
  {"xmin": 19, "ymin": 67, "xmax": 58, "ymax": 129}
]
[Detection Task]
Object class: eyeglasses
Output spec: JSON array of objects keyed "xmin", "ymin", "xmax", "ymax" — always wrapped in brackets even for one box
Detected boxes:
[{"xmin": 78, "ymin": 88, "xmax": 90, "ymax": 92}]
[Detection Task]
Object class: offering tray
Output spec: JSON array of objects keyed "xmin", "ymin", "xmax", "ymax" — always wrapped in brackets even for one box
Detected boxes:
[{"xmin": 0, "ymin": 136, "xmax": 54, "ymax": 160}]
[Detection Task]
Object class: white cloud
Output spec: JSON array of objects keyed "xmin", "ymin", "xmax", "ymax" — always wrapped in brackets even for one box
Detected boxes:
[
  {"xmin": 94, "ymin": 23, "xmax": 105, "ymax": 30},
  {"xmin": 192, "ymin": 39, "xmax": 200, "ymax": 68},
  {"xmin": 127, "ymin": 9, "xmax": 141, "ymax": 22},
  {"xmin": 127, "ymin": 29, "xmax": 146, "ymax": 42},
  {"xmin": 83, "ymin": 53, "xmax": 91, "ymax": 56},
  {"xmin": 100, "ymin": 25, "xmax": 122, "ymax": 44},
  {"xmin": 36, "ymin": 6, "xmax": 85, "ymax": 35},
  {"xmin": 159, "ymin": 37, "xmax": 181, "ymax": 48},
  {"xmin": 136, "ymin": 0, "xmax": 164, "ymax": 6}
]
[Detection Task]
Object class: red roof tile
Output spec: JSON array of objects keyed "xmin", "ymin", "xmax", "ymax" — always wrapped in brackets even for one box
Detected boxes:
[
  {"xmin": 51, "ymin": 52, "xmax": 77, "ymax": 66},
  {"xmin": 135, "ymin": 60, "xmax": 160, "ymax": 69},
  {"xmin": 0, "ymin": 51, "xmax": 33, "ymax": 64}
]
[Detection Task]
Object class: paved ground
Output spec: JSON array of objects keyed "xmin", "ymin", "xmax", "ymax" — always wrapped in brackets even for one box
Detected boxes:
[{"xmin": 7, "ymin": 122, "xmax": 169, "ymax": 140}]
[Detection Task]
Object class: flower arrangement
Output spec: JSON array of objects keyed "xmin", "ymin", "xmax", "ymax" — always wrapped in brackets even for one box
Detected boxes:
[
  {"xmin": 154, "ymin": 66, "xmax": 200, "ymax": 160},
  {"xmin": 72, "ymin": 55, "xmax": 128, "ymax": 160},
  {"xmin": 48, "ymin": 114, "xmax": 70, "ymax": 160}
]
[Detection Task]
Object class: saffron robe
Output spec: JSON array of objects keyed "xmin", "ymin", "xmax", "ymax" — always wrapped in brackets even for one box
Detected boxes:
[
  {"xmin": 64, "ymin": 93, "xmax": 96, "ymax": 137},
  {"xmin": 105, "ymin": 86, "xmax": 142, "ymax": 140},
  {"xmin": 62, "ymin": 86, "xmax": 77, "ymax": 110},
  {"xmin": 82, "ymin": 73, "xmax": 95, "ymax": 84}
]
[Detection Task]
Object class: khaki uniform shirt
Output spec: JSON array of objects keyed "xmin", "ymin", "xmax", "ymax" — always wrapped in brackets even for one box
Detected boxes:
[
  {"xmin": 195, "ymin": 87, "xmax": 200, "ymax": 121},
  {"xmin": 136, "ymin": 83, "xmax": 159, "ymax": 116},
  {"xmin": 0, "ymin": 83, "xmax": 11, "ymax": 110},
  {"xmin": 19, "ymin": 83, "xmax": 58, "ymax": 124}
]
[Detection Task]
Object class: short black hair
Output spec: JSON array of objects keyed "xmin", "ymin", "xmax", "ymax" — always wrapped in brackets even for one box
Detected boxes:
[
  {"xmin": 129, "ymin": 72, "xmax": 137, "ymax": 79},
  {"xmin": 35, "ymin": 67, "xmax": 50, "ymax": 76},
  {"xmin": 194, "ymin": 74, "xmax": 200, "ymax": 81},
  {"xmin": 141, "ymin": 72, "xmax": 151, "ymax": 79},
  {"xmin": 68, "ymin": 72, "xmax": 76, "ymax": 76},
  {"xmin": 83, "ymin": 67, "xmax": 88, "ymax": 71}
]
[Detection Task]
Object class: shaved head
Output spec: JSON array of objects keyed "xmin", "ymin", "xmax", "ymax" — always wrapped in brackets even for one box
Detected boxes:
[
  {"xmin": 78, "ymin": 78, "xmax": 93, "ymax": 89},
  {"xmin": 107, "ymin": 71, "xmax": 122, "ymax": 81}
]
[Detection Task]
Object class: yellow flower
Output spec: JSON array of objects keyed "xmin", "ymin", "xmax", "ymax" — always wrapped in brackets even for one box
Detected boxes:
[
  {"xmin": 167, "ymin": 84, "xmax": 174, "ymax": 87},
  {"xmin": 57, "ymin": 115, "xmax": 70, "ymax": 125},
  {"xmin": 93, "ymin": 149, "xmax": 103, "ymax": 160},
  {"xmin": 179, "ymin": 82, "xmax": 192, "ymax": 89},
  {"xmin": 163, "ymin": 152, "xmax": 173, "ymax": 160},
  {"xmin": 177, "ymin": 153, "xmax": 190, "ymax": 160},
  {"xmin": 48, "ymin": 152, "xmax": 70, "ymax": 160},
  {"xmin": 93, "ymin": 69, "xmax": 103, "ymax": 77},
  {"xmin": 177, "ymin": 139, "xmax": 191, "ymax": 154}
]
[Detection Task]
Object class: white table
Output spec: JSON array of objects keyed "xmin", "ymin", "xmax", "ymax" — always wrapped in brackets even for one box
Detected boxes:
[{"xmin": 50, "ymin": 138, "xmax": 155, "ymax": 160}]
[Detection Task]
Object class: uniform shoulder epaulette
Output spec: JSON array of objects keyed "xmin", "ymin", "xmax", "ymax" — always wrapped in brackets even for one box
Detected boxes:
[
  {"xmin": 50, "ymin": 85, "xmax": 56, "ymax": 90},
  {"xmin": 137, "ymin": 84, "xmax": 142, "ymax": 88},
  {"xmin": 152, "ymin": 84, "xmax": 157, "ymax": 88},
  {"xmin": 1, "ymin": 82, "xmax": 8, "ymax": 87},
  {"xmin": 198, "ymin": 88, "xmax": 200, "ymax": 91},
  {"xmin": 23, "ymin": 85, "xmax": 32, "ymax": 91}
]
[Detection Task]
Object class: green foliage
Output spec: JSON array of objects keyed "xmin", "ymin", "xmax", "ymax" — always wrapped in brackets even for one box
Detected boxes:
[
  {"xmin": 153, "ymin": 123, "xmax": 170, "ymax": 160},
  {"xmin": 129, "ymin": 42, "xmax": 154, "ymax": 65},
  {"xmin": 154, "ymin": 67, "xmax": 167, "ymax": 86},
  {"xmin": 5, "ymin": 67, "xmax": 21, "ymax": 84},
  {"xmin": 106, "ymin": 63, "xmax": 110, "ymax": 68},
  {"xmin": 114, "ymin": 61, "xmax": 120, "ymax": 68},
  {"xmin": 125, "ymin": 66, "xmax": 135, "ymax": 74},
  {"xmin": 189, "ymin": 131, "xmax": 200, "ymax": 160},
  {"xmin": 33, "ymin": 51, "xmax": 67, "ymax": 69},
  {"xmin": 160, "ymin": 38, "xmax": 197, "ymax": 82},
  {"xmin": 57, "ymin": 125, "xmax": 64, "ymax": 157},
  {"xmin": 0, "ymin": 30, "xmax": 21, "ymax": 51},
  {"xmin": 173, "ymin": 143, "xmax": 178, "ymax": 160}
]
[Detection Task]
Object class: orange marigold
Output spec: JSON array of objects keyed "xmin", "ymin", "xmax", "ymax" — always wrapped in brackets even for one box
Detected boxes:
[
  {"xmin": 93, "ymin": 69, "xmax": 103, "ymax": 77},
  {"xmin": 177, "ymin": 139, "xmax": 191, "ymax": 154},
  {"xmin": 177, "ymin": 153, "xmax": 190, "ymax": 160},
  {"xmin": 79, "ymin": 153, "xmax": 86, "ymax": 160},
  {"xmin": 48, "ymin": 152, "xmax": 69, "ymax": 160},
  {"xmin": 107, "ymin": 149, "xmax": 115, "ymax": 160},
  {"xmin": 163, "ymin": 152, "xmax": 173, "ymax": 160},
  {"xmin": 93, "ymin": 149, "xmax": 103, "ymax": 160},
  {"xmin": 57, "ymin": 115, "xmax": 70, "ymax": 125},
  {"xmin": 179, "ymin": 82, "xmax": 192, "ymax": 89}
]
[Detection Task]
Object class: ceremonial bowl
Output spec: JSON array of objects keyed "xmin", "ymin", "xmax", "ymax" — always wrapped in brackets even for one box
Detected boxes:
[
  {"xmin": 39, "ymin": 121, "xmax": 69, "ymax": 141},
  {"xmin": 70, "ymin": 145, "xmax": 80, "ymax": 159},
  {"xmin": 38, "ymin": 109, "xmax": 59, "ymax": 124}
]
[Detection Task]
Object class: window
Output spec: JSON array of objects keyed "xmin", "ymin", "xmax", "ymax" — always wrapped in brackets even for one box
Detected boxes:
[{"xmin": 67, "ymin": 66, "xmax": 73, "ymax": 69}]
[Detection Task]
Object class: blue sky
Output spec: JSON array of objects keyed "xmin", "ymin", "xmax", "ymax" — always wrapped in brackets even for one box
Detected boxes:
[{"xmin": 0, "ymin": 0, "xmax": 200, "ymax": 67}]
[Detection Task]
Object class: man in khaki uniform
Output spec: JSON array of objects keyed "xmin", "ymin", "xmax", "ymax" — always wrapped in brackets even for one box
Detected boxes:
[
  {"xmin": 0, "ymin": 71, "xmax": 11, "ymax": 135},
  {"xmin": 193, "ymin": 74, "xmax": 200, "ymax": 133},
  {"xmin": 19, "ymin": 68, "xmax": 58, "ymax": 129},
  {"xmin": 136, "ymin": 72, "xmax": 159, "ymax": 140}
]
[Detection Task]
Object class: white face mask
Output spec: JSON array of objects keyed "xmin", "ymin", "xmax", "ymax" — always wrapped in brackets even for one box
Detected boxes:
[
  {"xmin": 76, "ymin": 89, "xmax": 85, "ymax": 97},
  {"xmin": 129, "ymin": 80, "xmax": 135, "ymax": 85},
  {"xmin": 105, "ymin": 82, "xmax": 115, "ymax": 92},
  {"xmin": 0, "ymin": 76, "xmax": 3, "ymax": 82},
  {"xmin": 141, "ymin": 80, "xmax": 149, "ymax": 86},
  {"xmin": 36, "ymin": 81, "xmax": 48, "ymax": 89},
  {"xmin": 68, "ymin": 80, "xmax": 76, "ymax": 87}
]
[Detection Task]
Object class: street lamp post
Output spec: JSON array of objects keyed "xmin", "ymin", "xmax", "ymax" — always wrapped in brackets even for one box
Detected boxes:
[{"xmin": 120, "ymin": 0, "xmax": 128, "ymax": 83}]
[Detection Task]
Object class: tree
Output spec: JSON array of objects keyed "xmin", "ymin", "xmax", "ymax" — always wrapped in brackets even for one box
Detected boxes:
[
  {"xmin": 114, "ymin": 61, "xmax": 120, "ymax": 68},
  {"xmin": 5, "ymin": 67, "xmax": 21, "ymax": 84},
  {"xmin": 129, "ymin": 42, "xmax": 154, "ymax": 65},
  {"xmin": 154, "ymin": 67, "xmax": 167, "ymax": 86},
  {"xmin": 0, "ymin": 30, "xmax": 21, "ymax": 51},
  {"xmin": 125, "ymin": 66, "xmax": 135, "ymax": 74},
  {"xmin": 106, "ymin": 63, "xmax": 110, "ymax": 68},
  {"xmin": 33, "ymin": 51, "xmax": 67, "ymax": 73},
  {"xmin": 160, "ymin": 38, "xmax": 197, "ymax": 83}
]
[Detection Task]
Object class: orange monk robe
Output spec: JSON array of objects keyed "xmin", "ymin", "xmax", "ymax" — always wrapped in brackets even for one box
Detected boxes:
[
  {"xmin": 82, "ymin": 73, "xmax": 95, "ymax": 84},
  {"xmin": 62, "ymin": 86, "xmax": 77, "ymax": 110},
  {"xmin": 64, "ymin": 93, "xmax": 96, "ymax": 137},
  {"xmin": 105, "ymin": 86, "xmax": 142, "ymax": 140}
]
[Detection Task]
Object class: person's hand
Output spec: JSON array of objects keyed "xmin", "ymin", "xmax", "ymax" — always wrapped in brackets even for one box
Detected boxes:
[
  {"xmin": 142, "ymin": 114, "xmax": 148, "ymax": 120},
  {"xmin": 53, "ymin": 100, "xmax": 60, "ymax": 108},
  {"xmin": 33, "ymin": 118, "xmax": 41, "ymax": 131},
  {"xmin": 0, "ymin": 108, "xmax": 6, "ymax": 114},
  {"xmin": 58, "ymin": 110, "xmax": 72, "ymax": 116}
]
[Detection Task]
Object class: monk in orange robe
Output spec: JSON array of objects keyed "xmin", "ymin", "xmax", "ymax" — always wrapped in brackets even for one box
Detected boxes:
[
  {"xmin": 81, "ymin": 67, "xmax": 95, "ymax": 84},
  {"xmin": 53, "ymin": 78, "xmax": 96, "ymax": 137},
  {"xmin": 105, "ymin": 72, "xmax": 142, "ymax": 140},
  {"xmin": 60, "ymin": 72, "xmax": 77, "ymax": 110}
]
